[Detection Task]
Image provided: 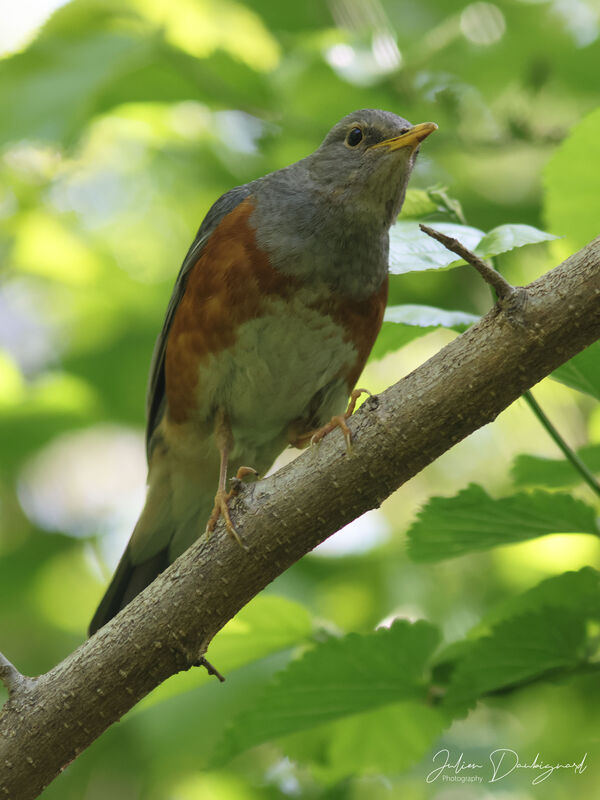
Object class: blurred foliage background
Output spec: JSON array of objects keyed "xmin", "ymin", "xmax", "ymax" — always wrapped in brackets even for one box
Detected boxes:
[{"xmin": 1, "ymin": 0, "xmax": 599, "ymax": 798}]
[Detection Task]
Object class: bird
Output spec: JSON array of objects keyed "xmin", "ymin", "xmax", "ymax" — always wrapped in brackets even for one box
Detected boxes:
[{"xmin": 88, "ymin": 109, "xmax": 437, "ymax": 635}]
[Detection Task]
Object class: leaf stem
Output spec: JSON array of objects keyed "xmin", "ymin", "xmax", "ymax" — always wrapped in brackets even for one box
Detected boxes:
[
  {"xmin": 419, "ymin": 223, "xmax": 516, "ymax": 300},
  {"xmin": 523, "ymin": 390, "xmax": 600, "ymax": 497}
]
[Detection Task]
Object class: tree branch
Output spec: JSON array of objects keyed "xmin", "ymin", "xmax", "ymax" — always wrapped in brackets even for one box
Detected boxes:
[{"xmin": 1, "ymin": 237, "xmax": 599, "ymax": 800}]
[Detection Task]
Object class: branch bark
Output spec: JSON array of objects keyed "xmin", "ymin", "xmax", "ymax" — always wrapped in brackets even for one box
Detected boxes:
[{"xmin": 1, "ymin": 237, "xmax": 599, "ymax": 800}]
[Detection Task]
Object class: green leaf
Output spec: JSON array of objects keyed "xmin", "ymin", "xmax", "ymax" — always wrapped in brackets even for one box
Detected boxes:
[
  {"xmin": 474, "ymin": 223, "xmax": 557, "ymax": 258},
  {"xmin": 370, "ymin": 305, "xmax": 479, "ymax": 361},
  {"xmin": 138, "ymin": 595, "xmax": 313, "ymax": 710},
  {"xmin": 512, "ymin": 445, "xmax": 600, "ymax": 488},
  {"xmin": 213, "ymin": 619, "xmax": 440, "ymax": 764},
  {"xmin": 444, "ymin": 607, "xmax": 588, "ymax": 707},
  {"xmin": 408, "ymin": 484, "xmax": 599, "ymax": 562},
  {"xmin": 388, "ymin": 221, "xmax": 556, "ymax": 275},
  {"xmin": 384, "ymin": 305, "xmax": 480, "ymax": 329},
  {"xmin": 434, "ymin": 569, "xmax": 600, "ymax": 678},
  {"xmin": 303, "ymin": 702, "xmax": 448, "ymax": 781},
  {"xmin": 481, "ymin": 568, "xmax": 600, "ymax": 630},
  {"xmin": 398, "ymin": 189, "xmax": 439, "ymax": 219},
  {"xmin": 388, "ymin": 221, "xmax": 484, "ymax": 274},
  {"xmin": 544, "ymin": 107, "xmax": 600, "ymax": 250},
  {"xmin": 551, "ymin": 342, "xmax": 600, "ymax": 401}
]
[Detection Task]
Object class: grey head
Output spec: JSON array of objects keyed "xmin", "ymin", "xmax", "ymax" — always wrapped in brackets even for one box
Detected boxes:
[
  {"xmin": 252, "ymin": 109, "xmax": 437, "ymax": 296},
  {"xmin": 307, "ymin": 108, "xmax": 437, "ymax": 230}
]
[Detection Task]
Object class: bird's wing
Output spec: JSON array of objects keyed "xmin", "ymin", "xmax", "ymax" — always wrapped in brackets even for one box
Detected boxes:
[{"xmin": 145, "ymin": 184, "xmax": 253, "ymax": 456}]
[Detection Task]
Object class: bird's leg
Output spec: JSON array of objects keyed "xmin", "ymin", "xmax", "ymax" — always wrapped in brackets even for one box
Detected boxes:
[
  {"xmin": 205, "ymin": 411, "xmax": 255, "ymax": 548},
  {"xmin": 294, "ymin": 388, "xmax": 371, "ymax": 454}
]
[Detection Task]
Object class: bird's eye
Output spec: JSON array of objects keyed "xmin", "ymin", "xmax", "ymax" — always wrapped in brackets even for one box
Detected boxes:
[
  {"xmin": 398, "ymin": 127, "xmax": 410, "ymax": 135},
  {"xmin": 346, "ymin": 127, "xmax": 363, "ymax": 147}
]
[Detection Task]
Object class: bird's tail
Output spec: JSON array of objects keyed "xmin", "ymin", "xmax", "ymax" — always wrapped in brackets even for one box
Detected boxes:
[
  {"xmin": 88, "ymin": 450, "xmax": 218, "ymax": 636},
  {"xmin": 88, "ymin": 545, "xmax": 169, "ymax": 636}
]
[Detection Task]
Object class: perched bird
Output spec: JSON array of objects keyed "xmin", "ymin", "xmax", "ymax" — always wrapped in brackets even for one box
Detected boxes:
[{"xmin": 89, "ymin": 109, "xmax": 437, "ymax": 635}]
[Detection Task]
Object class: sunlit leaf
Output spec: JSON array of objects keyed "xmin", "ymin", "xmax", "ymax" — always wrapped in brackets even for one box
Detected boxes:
[
  {"xmin": 408, "ymin": 484, "xmax": 599, "ymax": 562},
  {"xmin": 474, "ymin": 223, "xmax": 557, "ymax": 258},
  {"xmin": 0, "ymin": 16, "xmax": 273, "ymax": 147},
  {"xmin": 129, "ymin": 0, "xmax": 281, "ymax": 71},
  {"xmin": 544, "ymin": 107, "xmax": 600, "ymax": 249},
  {"xmin": 444, "ymin": 607, "xmax": 588, "ymax": 706},
  {"xmin": 388, "ymin": 221, "xmax": 484, "ymax": 274},
  {"xmin": 384, "ymin": 304, "xmax": 479, "ymax": 329},
  {"xmin": 370, "ymin": 305, "xmax": 479, "ymax": 361},
  {"xmin": 551, "ymin": 342, "xmax": 600, "ymax": 401},
  {"xmin": 511, "ymin": 445, "xmax": 600, "ymax": 488},
  {"xmin": 389, "ymin": 220, "xmax": 557, "ymax": 276},
  {"xmin": 213, "ymin": 620, "xmax": 440, "ymax": 763},
  {"xmin": 399, "ymin": 189, "xmax": 439, "ymax": 219},
  {"xmin": 435, "ymin": 570, "xmax": 600, "ymax": 679},
  {"xmin": 480, "ymin": 567, "xmax": 600, "ymax": 630}
]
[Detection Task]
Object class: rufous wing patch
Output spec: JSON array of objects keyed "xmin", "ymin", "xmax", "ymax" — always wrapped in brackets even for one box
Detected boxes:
[{"xmin": 165, "ymin": 198, "xmax": 296, "ymax": 423}]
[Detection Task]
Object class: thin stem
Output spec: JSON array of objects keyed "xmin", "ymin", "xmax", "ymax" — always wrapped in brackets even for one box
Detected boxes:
[
  {"xmin": 419, "ymin": 223, "xmax": 516, "ymax": 300},
  {"xmin": 197, "ymin": 656, "xmax": 226, "ymax": 683},
  {"xmin": 524, "ymin": 390, "xmax": 600, "ymax": 497}
]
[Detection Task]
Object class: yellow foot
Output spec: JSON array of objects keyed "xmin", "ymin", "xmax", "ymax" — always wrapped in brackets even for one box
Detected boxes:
[
  {"xmin": 205, "ymin": 466, "xmax": 257, "ymax": 548},
  {"xmin": 310, "ymin": 388, "xmax": 372, "ymax": 454}
]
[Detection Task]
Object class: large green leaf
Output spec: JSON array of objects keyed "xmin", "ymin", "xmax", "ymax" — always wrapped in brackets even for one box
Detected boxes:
[
  {"xmin": 444, "ymin": 607, "xmax": 588, "ymax": 707},
  {"xmin": 551, "ymin": 342, "xmax": 600, "ymax": 401},
  {"xmin": 370, "ymin": 304, "xmax": 479, "ymax": 361},
  {"xmin": 544, "ymin": 107, "xmax": 600, "ymax": 249},
  {"xmin": 511, "ymin": 445, "xmax": 600, "ymax": 488},
  {"xmin": 389, "ymin": 221, "xmax": 556, "ymax": 274},
  {"xmin": 388, "ymin": 222, "xmax": 484, "ymax": 274},
  {"xmin": 408, "ymin": 484, "xmax": 599, "ymax": 562},
  {"xmin": 473, "ymin": 224, "xmax": 557, "ymax": 258},
  {"xmin": 213, "ymin": 619, "xmax": 440, "ymax": 763}
]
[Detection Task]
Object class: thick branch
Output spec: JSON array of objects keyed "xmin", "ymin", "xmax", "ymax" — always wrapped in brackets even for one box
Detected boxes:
[{"xmin": 1, "ymin": 237, "xmax": 599, "ymax": 800}]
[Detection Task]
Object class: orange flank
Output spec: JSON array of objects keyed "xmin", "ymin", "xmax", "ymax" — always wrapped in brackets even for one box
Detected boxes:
[{"xmin": 165, "ymin": 198, "xmax": 295, "ymax": 423}]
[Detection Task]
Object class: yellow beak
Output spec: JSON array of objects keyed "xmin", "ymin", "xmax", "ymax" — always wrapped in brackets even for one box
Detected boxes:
[{"xmin": 372, "ymin": 121, "xmax": 438, "ymax": 151}]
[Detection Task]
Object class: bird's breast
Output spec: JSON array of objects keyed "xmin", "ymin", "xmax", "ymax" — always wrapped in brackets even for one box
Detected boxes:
[{"xmin": 164, "ymin": 196, "xmax": 387, "ymax": 453}]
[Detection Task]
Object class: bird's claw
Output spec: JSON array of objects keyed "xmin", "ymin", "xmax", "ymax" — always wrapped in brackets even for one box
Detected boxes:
[
  {"xmin": 310, "ymin": 387, "xmax": 372, "ymax": 455},
  {"xmin": 205, "ymin": 466, "xmax": 256, "ymax": 549}
]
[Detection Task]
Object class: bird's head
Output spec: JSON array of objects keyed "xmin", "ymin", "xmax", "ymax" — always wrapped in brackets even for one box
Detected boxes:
[{"xmin": 308, "ymin": 109, "xmax": 437, "ymax": 228}]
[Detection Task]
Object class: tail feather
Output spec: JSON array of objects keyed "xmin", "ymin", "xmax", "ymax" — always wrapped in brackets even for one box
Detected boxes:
[{"xmin": 88, "ymin": 546, "xmax": 169, "ymax": 636}]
